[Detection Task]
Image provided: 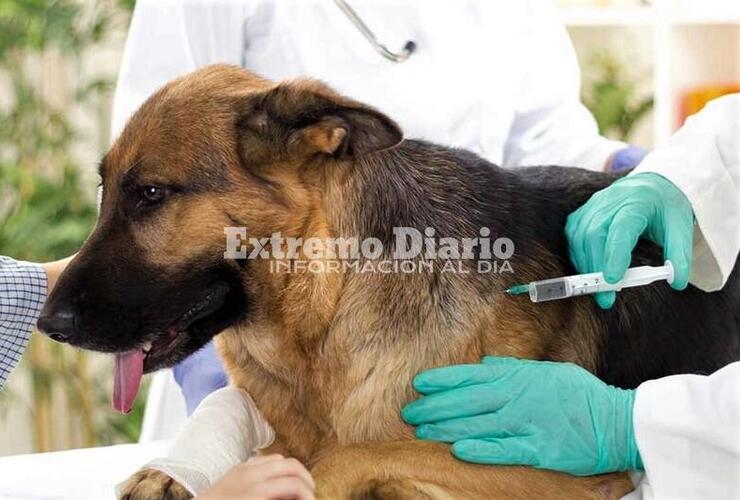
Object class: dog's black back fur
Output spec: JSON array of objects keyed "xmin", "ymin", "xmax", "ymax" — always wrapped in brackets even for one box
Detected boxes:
[{"xmin": 365, "ymin": 139, "xmax": 740, "ymax": 389}]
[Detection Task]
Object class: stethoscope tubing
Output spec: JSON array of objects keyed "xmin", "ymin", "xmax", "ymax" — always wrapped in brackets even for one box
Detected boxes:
[{"xmin": 333, "ymin": 0, "xmax": 416, "ymax": 62}]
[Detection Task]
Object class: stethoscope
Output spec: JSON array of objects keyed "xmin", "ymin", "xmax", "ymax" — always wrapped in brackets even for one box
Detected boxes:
[{"xmin": 333, "ymin": 0, "xmax": 416, "ymax": 62}]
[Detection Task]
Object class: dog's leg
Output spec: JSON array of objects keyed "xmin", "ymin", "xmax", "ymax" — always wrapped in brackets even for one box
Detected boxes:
[
  {"xmin": 118, "ymin": 469, "xmax": 192, "ymax": 500},
  {"xmin": 311, "ymin": 440, "xmax": 633, "ymax": 500}
]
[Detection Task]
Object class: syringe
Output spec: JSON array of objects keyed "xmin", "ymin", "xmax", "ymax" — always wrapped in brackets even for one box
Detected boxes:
[{"xmin": 506, "ymin": 261, "xmax": 674, "ymax": 303}]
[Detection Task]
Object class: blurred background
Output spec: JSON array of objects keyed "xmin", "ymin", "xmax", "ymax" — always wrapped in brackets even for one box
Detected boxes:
[
  {"xmin": 0, "ymin": 0, "xmax": 738, "ymax": 456},
  {"xmin": 0, "ymin": 0, "xmax": 143, "ymax": 456}
]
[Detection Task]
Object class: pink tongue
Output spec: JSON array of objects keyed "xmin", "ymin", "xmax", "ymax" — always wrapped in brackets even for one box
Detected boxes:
[{"xmin": 113, "ymin": 350, "xmax": 144, "ymax": 414}]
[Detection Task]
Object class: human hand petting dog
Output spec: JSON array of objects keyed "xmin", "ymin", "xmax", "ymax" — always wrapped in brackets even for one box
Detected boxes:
[
  {"xmin": 41, "ymin": 255, "xmax": 75, "ymax": 294},
  {"xmin": 566, "ymin": 172, "xmax": 694, "ymax": 309},
  {"xmin": 198, "ymin": 455, "xmax": 315, "ymax": 500},
  {"xmin": 402, "ymin": 356, "xmax": 643, "ymax": 476}
]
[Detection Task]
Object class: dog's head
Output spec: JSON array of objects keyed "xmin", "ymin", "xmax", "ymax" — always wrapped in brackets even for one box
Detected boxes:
[{"xmin": 37, "ymin": 64, "xmax": 401, "ymax": 411}]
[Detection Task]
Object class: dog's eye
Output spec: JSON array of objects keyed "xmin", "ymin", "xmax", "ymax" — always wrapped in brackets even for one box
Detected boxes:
[{"xmin": 140, "ymin": 185, "xmax": 167, "ymax": 205}]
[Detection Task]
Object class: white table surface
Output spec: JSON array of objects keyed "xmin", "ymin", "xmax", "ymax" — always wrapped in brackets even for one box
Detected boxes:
[
  {"xmin": 0, "ymin": 440, "xmax": 169, "ymax": 500},
  {"xmin": 0, "ymin": 440, "xmax": 651, "ymax": 500}
]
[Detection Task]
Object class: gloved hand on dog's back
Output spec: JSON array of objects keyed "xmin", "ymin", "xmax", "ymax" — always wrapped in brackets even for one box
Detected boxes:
[
  {"xmin": 402, "ymin": 356, "xmax": 644, "ymax": 476},
  {"xmin": 566, "ymin": 172, "xmax": 694, "ymax": 309}
]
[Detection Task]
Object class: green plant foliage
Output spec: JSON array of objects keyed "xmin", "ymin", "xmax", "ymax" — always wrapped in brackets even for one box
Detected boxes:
[
  {"xmin": 0, "ymin": 163, "xmax": 97, "ymax": 262},
  {"xmin": 117, "ymin": 0, "xmax": 135, "ymax": 13},
  {"xmin": 582, "ymin": 50, "xmax": 654, "ymax": 142},
  {"xmin": 0, "ymin": 0, "xmax": 113, "ymax": 58},
  {"xmin": 1, "ymin": 0, "xmax": 143, "ymax": 450}
]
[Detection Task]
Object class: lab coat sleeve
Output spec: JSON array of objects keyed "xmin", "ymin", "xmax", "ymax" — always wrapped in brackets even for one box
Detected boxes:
[
  {"xmin": 111, "ymin": 0, "xmax": 249, "ymax": 140},
  {"xmin": 632, "ymin": 94, "xmax": 740, "ymax": 291},
  {"xmin": 501, "ymin": 0, "xmax": 625, "ymax": 171},
  {"xmin": 632, "ymin": 362, "xmax": 740, "ymax": 499}
]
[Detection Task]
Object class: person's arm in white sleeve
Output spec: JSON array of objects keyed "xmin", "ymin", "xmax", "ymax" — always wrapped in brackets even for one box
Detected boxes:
[
  {"xmin": 502, "ymin": 0, "xmax": 625, "ymax": 171},
  {"xmin": 632, "ymin": 94, "xmax": 740, "ymax": 291},
  {"xmin": 118, "ymin": 387, "xmax": 275, "ymax": 496},
  {"xmin": 624, "ymin": 94, "xmax": 740, "ymax": 499},
  {"xmin": 632, "ymin": 362, "xmax": 740, "ymax": 499}
]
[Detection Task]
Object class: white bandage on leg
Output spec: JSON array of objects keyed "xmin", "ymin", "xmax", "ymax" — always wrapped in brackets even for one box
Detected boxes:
[{"xmin": 119, "ymin": 387, "xmax": 274, "ymax": 497}]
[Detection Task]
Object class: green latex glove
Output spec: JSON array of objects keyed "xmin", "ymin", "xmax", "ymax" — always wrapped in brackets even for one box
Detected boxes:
[
  {"xmin": 402, "ymin": 356, "xmax": 643, "ymax": 476},
  {"xmin": 566, "ymin": 172, "xmax": 694, "ymax": 309}
]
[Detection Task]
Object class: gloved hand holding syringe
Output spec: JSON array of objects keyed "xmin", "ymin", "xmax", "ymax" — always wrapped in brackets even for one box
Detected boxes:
[{"xmin": 507, "ymin": 261, "xmax": 675, "ymax": 303}]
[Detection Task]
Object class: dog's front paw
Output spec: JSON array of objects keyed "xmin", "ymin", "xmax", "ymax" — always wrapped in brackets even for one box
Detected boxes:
[{"xmin": 119, "ymin": 468, "xmax": 192, "ymax": 500}]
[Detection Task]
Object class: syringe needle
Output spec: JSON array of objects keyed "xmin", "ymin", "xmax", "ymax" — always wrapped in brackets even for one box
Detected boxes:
[{"xmin": 506, "ymin": 284, "xmax": 530, "ymax": 295}]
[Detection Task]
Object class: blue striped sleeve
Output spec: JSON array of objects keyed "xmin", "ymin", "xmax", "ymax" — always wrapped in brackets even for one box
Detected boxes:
[{"xmin": 0, "ymin": 257, "xmax": 47, "ymax": 388}]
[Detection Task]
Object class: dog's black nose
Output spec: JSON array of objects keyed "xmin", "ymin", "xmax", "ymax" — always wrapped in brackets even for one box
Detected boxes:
[{"xmin": 37, "ymin": 309, "xmax": 76, "ymax": 343}]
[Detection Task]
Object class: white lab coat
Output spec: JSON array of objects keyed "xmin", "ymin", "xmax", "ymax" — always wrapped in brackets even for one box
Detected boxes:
[
  {"xmin": 111, "ymin": 0, "xmax": 623, "ymax": 170},
  {"xmin": 624, "ymin": 94, "xmax": 740, "ymax": 500}
]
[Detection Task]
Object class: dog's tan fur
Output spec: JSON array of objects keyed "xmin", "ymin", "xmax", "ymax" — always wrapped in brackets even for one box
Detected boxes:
[{"xmin": 108, "ymin": 65, "xmax": 631, "ymax": 499}]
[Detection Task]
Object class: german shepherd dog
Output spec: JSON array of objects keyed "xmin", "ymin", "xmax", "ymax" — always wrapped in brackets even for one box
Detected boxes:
[{"xmin": 38, "ymin": 65, "xmax": 740, "ymax": 499}]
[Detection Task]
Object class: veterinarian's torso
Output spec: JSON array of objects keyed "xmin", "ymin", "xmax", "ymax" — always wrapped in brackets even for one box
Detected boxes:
[{"xmin": 113, "ymin": 0, "xmax": 620, "ymax": 171}]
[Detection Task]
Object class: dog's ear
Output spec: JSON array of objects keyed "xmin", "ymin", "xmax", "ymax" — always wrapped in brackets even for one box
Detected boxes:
[{"xmin": 240, "ymin": 82, "xmax": 403, "ymax": 160}]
